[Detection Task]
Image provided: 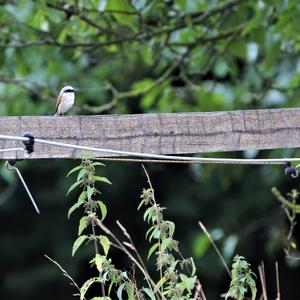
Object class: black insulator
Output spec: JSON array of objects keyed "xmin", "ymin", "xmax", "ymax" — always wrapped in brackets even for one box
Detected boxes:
[
  {"xmin": 284, "ymin": 162, "xmax": 297, "ymax": 177},
  {"xmin": 22, "ymin": 133, "xmax": 35, "ymax": 154}
]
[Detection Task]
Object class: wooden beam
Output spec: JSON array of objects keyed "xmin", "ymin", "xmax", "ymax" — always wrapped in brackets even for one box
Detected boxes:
[{"xmin": 1, "ymin": 108, "xmax": 300, "ymax": 159}]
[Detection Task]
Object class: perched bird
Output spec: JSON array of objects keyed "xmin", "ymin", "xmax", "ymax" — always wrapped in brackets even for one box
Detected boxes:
[{"xmin": 54, "ymin": 85, "xmax": 77, "ymax": 116}]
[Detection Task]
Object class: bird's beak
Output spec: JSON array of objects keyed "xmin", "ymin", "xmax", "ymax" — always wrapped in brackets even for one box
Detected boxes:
[{"xmin": 73, "ymin": 88, "xmax": 78, "ymax": 93}]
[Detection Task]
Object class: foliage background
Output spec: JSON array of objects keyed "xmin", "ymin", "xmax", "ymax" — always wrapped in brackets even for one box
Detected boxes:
[{"xmin": 0, "ymin": 0, "xmax": 300, "ymax": 298}]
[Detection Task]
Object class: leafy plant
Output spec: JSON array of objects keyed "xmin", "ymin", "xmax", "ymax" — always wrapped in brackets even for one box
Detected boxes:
[
  {"xmin": 66, "ymin": 157, "xmax": 132, "ymax": 300},
  {"xmin": 50, "ymin": 159, "xmax": 201, "ymax": 299},
  {"xmin": 225, "ymin": 255, "xmax": 257, "ymax": 300},
  {"xmin": 139, "ymin": 166, "xmax": 197, "ymax": 299},
  {"xmin": 272, "ymin": 187, "xmax": 300, "ymax": 259}
]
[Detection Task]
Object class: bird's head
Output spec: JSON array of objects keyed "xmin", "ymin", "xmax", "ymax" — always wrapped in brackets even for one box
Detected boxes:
[{"xmin": 59, "ymin": 86, "xmax": 77, "ymax": 95}]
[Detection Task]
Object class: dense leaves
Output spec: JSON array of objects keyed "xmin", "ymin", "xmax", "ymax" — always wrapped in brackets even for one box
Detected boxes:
[{"xmin": 1, "ymin": 0, "xmax": 300, "ymax": 115}]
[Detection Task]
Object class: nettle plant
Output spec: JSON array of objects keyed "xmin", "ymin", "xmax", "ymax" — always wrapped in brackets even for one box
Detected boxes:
[
  {"xmin": 61, "ymin": 158, "xmax": 199, "ymax": 300},
  {"xmin": 48, "ymin": 157, "xmax": 259, "ymax": 300}
]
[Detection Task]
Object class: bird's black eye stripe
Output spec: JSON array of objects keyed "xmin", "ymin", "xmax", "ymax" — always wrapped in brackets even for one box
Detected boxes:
[{"xmin": 65, "ymin": 89, "xmax": 75, "ymax": 93}]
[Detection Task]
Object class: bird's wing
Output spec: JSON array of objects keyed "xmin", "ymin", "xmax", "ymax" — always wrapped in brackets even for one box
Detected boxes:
[{"xmin": 55, "ymin": 94, "xmax": 62, "ymax": 113}]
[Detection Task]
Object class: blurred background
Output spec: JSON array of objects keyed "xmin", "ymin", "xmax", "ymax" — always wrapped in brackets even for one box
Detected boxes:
[{"xmin": 1, "ymin": 0, "xmax": 300, "ymax": 298}]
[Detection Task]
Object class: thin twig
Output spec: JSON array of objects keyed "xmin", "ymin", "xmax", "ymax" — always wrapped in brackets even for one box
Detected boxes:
[
  {"xmin": 95, "ymin": 219, "xmax": 162, "ymax": 299},
  {"xmin": 193, "ymin": 279, "xmax": 207, "ymax": 300},
  {"xmin": 116, "ymin": 220, "xmax": 155, "ymax": 294},
  {"xmin": 275, "ymin": 262, "xmax": 281, "ymax": 300},
  {"xmin": 258, "ymin": 262, "xmax": 268, "ymax": 300},
  {"xmin": 44, "ymin": 255, "xmax": 81, "ymax": 297},
  {"xmin": 198, "ymin": 221, "xmax": 231, "ymax": 278}
]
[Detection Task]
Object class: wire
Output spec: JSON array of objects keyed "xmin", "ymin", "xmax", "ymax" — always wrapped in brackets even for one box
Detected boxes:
[
  {"xmin": 5, "ymin": 161, "xmax": 40, "ymax": 214},
  {"xmin": 0, "ymin": 133, "xmax": 299, "ymax": 165},
  {"xmin": 0, "ymin": 147, "xmax": 25, "ymax": 153}
]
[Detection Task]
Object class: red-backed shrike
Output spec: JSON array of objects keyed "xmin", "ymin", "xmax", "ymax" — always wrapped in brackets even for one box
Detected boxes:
[{"xmin": 54, "ymin": 86, "xmax": 77, "ymax": 116}]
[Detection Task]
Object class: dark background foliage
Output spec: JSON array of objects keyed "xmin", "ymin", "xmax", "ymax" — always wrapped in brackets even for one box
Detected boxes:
[{"xmin": 1, "ymin": 0, "xmax": 300, "ymax": 299}]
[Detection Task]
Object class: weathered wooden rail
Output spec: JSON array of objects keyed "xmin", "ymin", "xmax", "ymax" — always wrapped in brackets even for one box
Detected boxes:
[{"xmin": 0, "ymin": 108, "xmax": 300, "ymax": 159}]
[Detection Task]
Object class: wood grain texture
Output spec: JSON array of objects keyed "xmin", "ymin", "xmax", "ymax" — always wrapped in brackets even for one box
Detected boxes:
[{"xmin": 1, "ymin": 108, "xmax": 300, "ymax": 159}]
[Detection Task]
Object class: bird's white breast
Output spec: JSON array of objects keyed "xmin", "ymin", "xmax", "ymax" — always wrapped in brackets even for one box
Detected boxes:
[{"xmin": 59, "ymin": 92, "xmax": 75, "ymax": 114}]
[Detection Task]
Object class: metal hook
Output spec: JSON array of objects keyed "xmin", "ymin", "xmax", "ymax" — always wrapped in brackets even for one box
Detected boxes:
[
  {"xmin": 5, "ymin": 161, "xmax": 40, "ymax": 214},
  {"xmin": 0, "ymin": 147, "xmax": 32, "ymax": 160}
]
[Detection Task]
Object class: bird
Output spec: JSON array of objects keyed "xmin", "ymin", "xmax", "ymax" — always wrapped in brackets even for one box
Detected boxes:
[{"xmin": 54, "ymin": 85, "xmax": 77, "ymax": 116}]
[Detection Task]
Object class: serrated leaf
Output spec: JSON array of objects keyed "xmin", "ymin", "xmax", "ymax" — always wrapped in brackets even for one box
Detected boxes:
[
  {"xmin": 78, "ymin": 216, "xmax": 89, "ymax": 235},
  {"xmin": 99, "ymin": 235, "xmax": 110, "ymax": 256},
  {"xmin": 72, "ymin": 235, "xmax": 88, "ymax": 256},
  {"xmin": 67, "ymin": 165, "xmax": 83, "ymax": 177},
  {"xmin": 143, "ymin": 288, "xmax": 156, "ymax": 300},
  {"xmin": 80, "ymin": 277, "xmax": 102, "ymax": 300},
  {"xmin": 87, "ymin": 185, "xmax": 94, "ymax": 199},
  {"xmin": 98, "ymin": 201, "xmax": 107, "ymax": 221},
  {"xmin": 66, "ymin": 180, "xmax": 83, "ymax": 196},
  {"xmin": 147, "ymin": 242, "xmax": 159, "ymax": 260},
  {"xmin": 117, "ymin": 283, "xmax": 125, "ymax": 300},
  {"xmin": 93, "ymin": 176, "xmax": 112, "ymax": 185}
]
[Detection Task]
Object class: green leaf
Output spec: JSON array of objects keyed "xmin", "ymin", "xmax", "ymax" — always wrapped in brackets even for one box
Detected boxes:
[
  {"xmin": 93, "ymin": 176, "xmax": 112, "ymax": 185},
  {"xmin": 68, "ymin": 191, "xmax": 86, "ymax": 219},
  {"xmin": 149, "ymin": 227, "xmax": 160, "ymax": 242},
  {"xmin": 78, "ymin": 216, "xmax": 89, "ymax": 235},
  {"xmin": 125, "ymin": 283, "xmax": 135, "ymax": 300},
  {"xmin": 92, "ymin": 162, "xmax": 105, "ymax": 167},
  {"xmin": 80, "ymin": 277, "xmax": 102, "ymax": 300},
  {"xmin": 167, "ymin": 221, "xmax": 175, "ymax": 237},
  {"xmin": 78, "ymin": 191, "xmax": 87, "ymax": 202},
  {"xmin": 179, "ymin": 274, "xmax": 197, "ymax": 293},
  {"xmin": 190, "ymin": 257, "xmax": 196, "ymax": 276},
  {"xmin": 137, "ymin": 199, "xmax": 145, "ymax": 210},
  {"xmin": 160, "ymin": 237, "xmax": 171, "ymax": 251},
  {"xmin": 117, "ymin": 283, "xmax": 125, "ymax": 300},
  {"xmin": 98, "ymin": 201, "xmax": 107, "ymax": 221},
  {"xmin": 77, "ymin": 168, "xmax": 86, "ymax": 181},
  {"xmin": 145, "ymin": 225, "xmax": 156, "ymax": 240},
  {"xmin": 106, "ymin": 0, "xmax": 134, "ymax": 25},
  {"xmin": 66, "ymin": 165, "xmax": 83, "ymax": 177},
  {"xmin": 87, "ymin": 185, "xmax": 94, "ymax": 199},
  {"xmin": 66, "ymin": 180, "xmax": 83, "ymax": 196},
  {"xmin": 147, "ymin": 242, "xmax": 159, "ymax": 260},
  {"xmin": 68, "ymin": 202, "xmax": 81, "ymax": 219},
  {"xmin": 154, "ymin": 276, "xmax": 166, "ymax": 292},
  {"xmin": 143, "ymin": 288, "xmax": 156, "ymax": 300},
  {"xmin": 143, "ymin": 207, "xmax": 152, "ymax": 222},
  {"xmin": 99, "ymin": 235, "xmax": 110, "ymax": 256},
  {"xmin": 72, "ymin": 235, "xmax": 88, "ymax": 256},
  {"xmin": 94, "ymin": 253, "xmax": 106, "ymax": 273}
]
